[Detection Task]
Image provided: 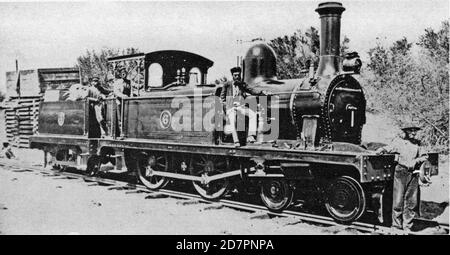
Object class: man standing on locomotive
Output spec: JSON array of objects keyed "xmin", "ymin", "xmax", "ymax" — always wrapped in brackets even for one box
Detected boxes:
[
  {"xmin": 220, "ymin": 66, "xmax": 267, "ymax": 147},
  {"xmin": 113, "ymin": 67, "xmax": 131, "ymax": 137},
  {"xmin": 88, "ymin": 76, "xmax": 109, "ymax": 137},
  {"xmin": 377, "ymin": 125, "xmax": 428, "ymax": 232}
]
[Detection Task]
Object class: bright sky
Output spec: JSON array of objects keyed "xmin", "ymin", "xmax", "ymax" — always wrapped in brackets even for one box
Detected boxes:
[{"xmin": 0, "ymin": 0, "xmax": 448, "ymax": 93}]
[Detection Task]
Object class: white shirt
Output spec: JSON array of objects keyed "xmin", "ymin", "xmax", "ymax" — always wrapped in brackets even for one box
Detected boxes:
[
  {"xmin": 383, "ymin": 136, "xmax": 421, "ymax": 169},
  {"xmin": 113, "ymin": 79, "xmax": 128, "ymax": 98}
]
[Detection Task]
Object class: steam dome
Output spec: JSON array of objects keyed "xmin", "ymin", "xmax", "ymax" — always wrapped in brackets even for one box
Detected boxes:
[{"xmin": 243, "ymin": 43, "xmax": 277, "ymax": 84}]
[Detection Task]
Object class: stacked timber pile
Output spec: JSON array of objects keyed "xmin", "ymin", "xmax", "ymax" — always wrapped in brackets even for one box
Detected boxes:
[
  {"xmin": 3, "ymin": 67, "xmax": 80, "ymax": 148},
  {"xmin": 4, "ymin": 97, "xmax": 41, "ymax": 148}
]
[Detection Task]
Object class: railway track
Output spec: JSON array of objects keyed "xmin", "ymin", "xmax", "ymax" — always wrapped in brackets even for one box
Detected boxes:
[{"xmin": 1, "ymin": 160, "xmax": 447, "ymax": 235}]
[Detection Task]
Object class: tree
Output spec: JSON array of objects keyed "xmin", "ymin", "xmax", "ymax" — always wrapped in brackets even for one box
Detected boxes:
[
  {"xmin": 365, "ymin": 22, "xmax": 449, "ymax": 149},
  {"xmin": 414, "ymin": 21, "xmax": 449, "ymax": 147},
  {"xmin": 76, "ymin": 47, "xmax": 141, "ymax": 84},
  {"xmin": 417, "ymin": 21, "xmax": 449, "ymax": 63},
  {"xmin": 0, "ymin": 91, "xmax": 6, "ymax": 102},
  {"xmin": 268, "ymin": 27, "xmax": 319, "ymax": 79},
  {"xmin": 268, "ymin": 27, "xmax": 351, "ymax": 79},
  {"xmin": 367, "ymin": 40, "xmax": 391, "ymax": 78},
  {"xmin": 390, "ymin": 37, "xmax": 412, "ymax": 56}
]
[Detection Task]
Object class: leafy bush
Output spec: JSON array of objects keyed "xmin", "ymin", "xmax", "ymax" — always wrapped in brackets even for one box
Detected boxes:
[
  {"xmin": 268, "ymin": 27, "xmax": 349, "ymax": 80},
  {"xmin": 364, "ymin": 21, "xmax": 449, "ymax": 151},
  {"xmin": 76, "ymin": 47, "xmax": 141, "ymax": 84}
]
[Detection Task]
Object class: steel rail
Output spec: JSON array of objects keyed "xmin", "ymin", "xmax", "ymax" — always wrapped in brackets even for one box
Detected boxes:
[{"xmin": 0, "ymin": 160, "xmax": 446, "ymax": 235}]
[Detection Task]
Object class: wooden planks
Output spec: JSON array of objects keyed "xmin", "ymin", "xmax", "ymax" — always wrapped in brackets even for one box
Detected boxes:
[
  {"xmin": 6, "ymin": 68, "xmax": 81, "ymax": 98},
  {"xmin": 3, "ymin": 67, "xmax": 81, "ymax": 148},
  {"xmin": 4, "ymin": 97, "xmax": 41, "ymax": 148}
]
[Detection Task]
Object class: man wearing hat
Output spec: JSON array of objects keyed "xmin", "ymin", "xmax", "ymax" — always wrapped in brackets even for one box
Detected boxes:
[
  {"xmin": 91, "ymin": 76, "xmax": 111, "ymax": 96},
  {"xmin": 113, "ymin": 67, "xmax": 131, "ymax": 99},
  {"xmin": 87, "ymin": 76, "xmax": 110, "ymax": 137},
  {"xmin": 377, "ymin": 124, "xmax": 428, "ymax": 231},
  {"xmin": 220, "ymin": 66, "xmax": 268, "ymax": 146},
  {"xmin": 113, "ymin": 67, "xmax": 131, "ymax": 137}
]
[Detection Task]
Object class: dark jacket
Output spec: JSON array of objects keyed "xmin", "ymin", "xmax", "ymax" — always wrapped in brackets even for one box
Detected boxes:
[{"xmin": 220, "ymin": 81, "xmax": 265, "ymax": 107}]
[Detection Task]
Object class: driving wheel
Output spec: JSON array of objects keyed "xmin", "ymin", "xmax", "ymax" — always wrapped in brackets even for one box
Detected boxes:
[
  {"xmin": 190, "ymin": 154, "xmax": 230, "ymax": 200},
  {"xmin": 136, "ymin": 152, "xmax": 170, "ymax": 190}
]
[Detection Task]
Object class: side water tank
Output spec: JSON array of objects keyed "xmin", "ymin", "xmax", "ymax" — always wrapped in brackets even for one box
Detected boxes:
[{"xmin": 243, "ymin": 43, "xmax": 277, "ymax": 84}]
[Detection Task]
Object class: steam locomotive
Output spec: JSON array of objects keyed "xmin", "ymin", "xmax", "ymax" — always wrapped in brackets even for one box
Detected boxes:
[{"xmin": 30, "ymin": 2, "xmax": 400, "ymax": 223}]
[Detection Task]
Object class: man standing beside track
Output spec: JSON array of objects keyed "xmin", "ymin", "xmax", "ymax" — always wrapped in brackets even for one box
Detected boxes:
[{"xmin": 377, "ymin": 125, "xmax": 428, "ymax": 232}]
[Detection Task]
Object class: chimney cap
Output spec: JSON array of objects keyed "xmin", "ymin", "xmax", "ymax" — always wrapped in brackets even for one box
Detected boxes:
[{"xmin": 315, "ymin": 2, "xmax": 345, "ymax": 15}]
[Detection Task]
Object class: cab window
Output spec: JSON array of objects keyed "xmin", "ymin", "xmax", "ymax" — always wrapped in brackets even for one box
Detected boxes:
[
  {"xmin": 188, "ymin": 67, "xmax": 201, "ymax": 86},
  {"xmin": 147, "ymin": 63, "xmax": 163, "ymax": 88}
]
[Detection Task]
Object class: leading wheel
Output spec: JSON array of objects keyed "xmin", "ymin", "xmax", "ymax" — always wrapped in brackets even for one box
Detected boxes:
[
  {"xmin": 190, "ymin": 155, "xmax": 230, "ymax": 200},
  {"xmin": 260, "ymin": 179, "xmax": 293, "ymax": 212},
  {"xmin": 325, "ymin": 176, "xmax": 366, "ymax": 223},
  {"xmin": 136, "ymin": 152, "xmax": 169, "ymax": 190}
]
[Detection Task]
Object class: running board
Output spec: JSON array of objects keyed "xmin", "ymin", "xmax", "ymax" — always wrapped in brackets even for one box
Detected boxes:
[{"xmin": 149, "ymin": 169, "xmax": 241, "ymax": 184}]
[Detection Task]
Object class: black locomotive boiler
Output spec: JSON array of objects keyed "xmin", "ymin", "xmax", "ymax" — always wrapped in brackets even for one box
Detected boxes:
[{"xmin": 30, "ymin": 2, "xmax": 400, "ymax": 223}]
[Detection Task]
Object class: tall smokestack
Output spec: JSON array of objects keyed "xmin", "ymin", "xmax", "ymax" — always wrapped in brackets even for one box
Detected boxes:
[{"xmin": 315, "ymin": 2, "xmax": 345, "ymax": 77}]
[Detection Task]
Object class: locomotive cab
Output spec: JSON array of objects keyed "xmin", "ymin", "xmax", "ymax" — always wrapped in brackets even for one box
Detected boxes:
[{"xmin": 106, "ymin": 50, "xmax": 214, "ymax": 96}]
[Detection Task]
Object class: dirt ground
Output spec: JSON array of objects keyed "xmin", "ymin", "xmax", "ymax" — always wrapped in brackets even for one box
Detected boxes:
[{"xmin": 0, "ymin": 155, "xmax": 358, "ymax": 235}]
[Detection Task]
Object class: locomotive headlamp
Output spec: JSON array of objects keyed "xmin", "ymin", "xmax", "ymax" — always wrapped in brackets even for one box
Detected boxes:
[{"xmin": 343, "ymin": 52, "xmax": 362, "ymax": 74}]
